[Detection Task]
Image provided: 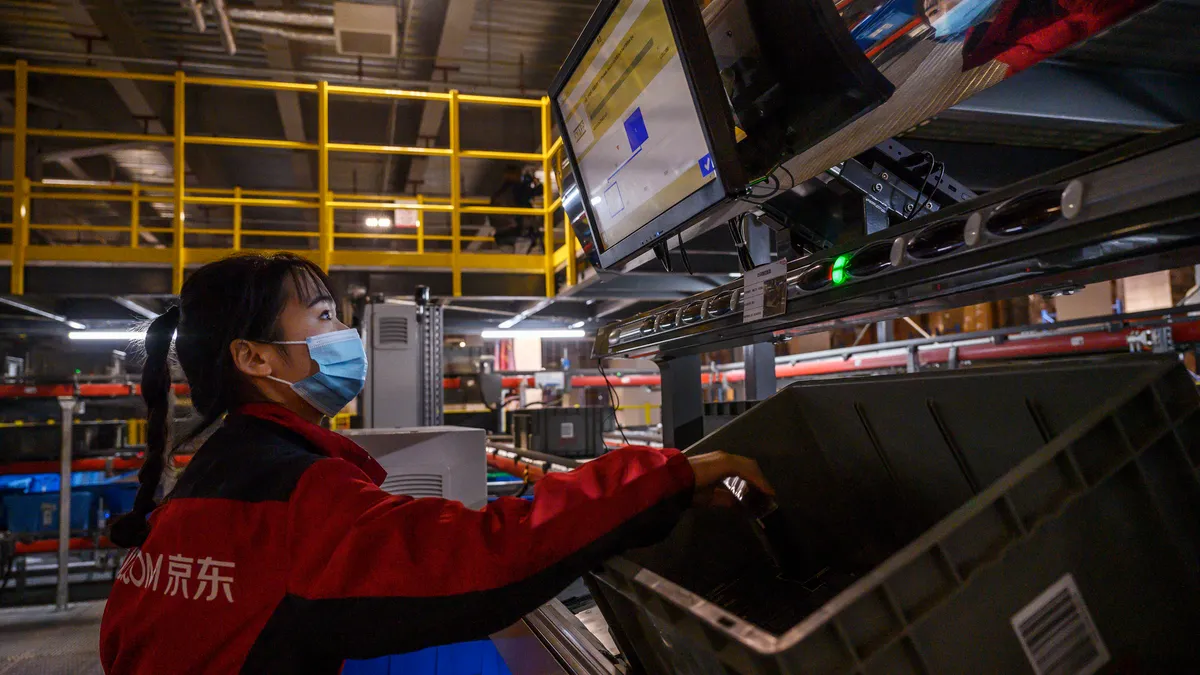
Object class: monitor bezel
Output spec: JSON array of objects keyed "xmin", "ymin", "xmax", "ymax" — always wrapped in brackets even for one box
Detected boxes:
[{"xmin": 549, "ymin": 0, "xmax": 744, "ymax": 270}]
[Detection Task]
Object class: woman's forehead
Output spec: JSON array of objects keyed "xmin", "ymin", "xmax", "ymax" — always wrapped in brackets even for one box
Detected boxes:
[{"xmin": 285, "ymin": 267, "xmax": 333, "ymax": 306}]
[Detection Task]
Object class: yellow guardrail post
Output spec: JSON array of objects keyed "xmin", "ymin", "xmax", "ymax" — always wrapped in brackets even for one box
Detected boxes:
[
  {"xmin": 233, "ymin": 186, "xmax": 242, "ymax": 251},
  {"xmin": 564, "ymin": 207, "xmax": 577, "ymax": 288},
  {"xmin": 417, "ymin": 194, "xmax": 425, "ymax": 254},
  {"xmin": 11, "ymin": 60, "xmax": 28, "ymax": 295},
  {"xmin": 129, "ymin": 183, "xmax": 140, "ymax": 248},
  {"xmin": 541, "ymin": 97, "xmax": 554, "ymax": 298},
  {"xmin": 449, "ymin": 89, "xmax": 462, "ymax": 297},
  {"xmin": 643, "ymin": 403, "xmax": 653, "ymax": 426},
  {"xmin": 172, "ymin": 71, "xmax": 186, "ymax": 294},
  {"xmin": 318, "ymin": 80, "xmax": 332, "ymax": 272}
]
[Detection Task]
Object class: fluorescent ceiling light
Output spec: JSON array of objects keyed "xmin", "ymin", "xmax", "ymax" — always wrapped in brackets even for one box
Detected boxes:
[
  {"xmin": 497, "ymin": 318, "xmax": 518, "ymax": 329},
  {"xmin": 480, "ymin": 329, "xmax": 586, "ymax": 339},
  {"xmin": 67, "ymin": 321, "xmax": 87, "ymax": 330},
  {"xmin": 729, "ymin": 272, "xmax": 743, "ymax": 278},
  {"xmin": 68, "ymin": 330, "xmax": 146, "ymax": 341},
  {"xmin": 365, "ymin": 216, "xmax": 391, "ymax": 228},
  {"xmin": 569, "ymin": 321, "xmax": 585, "ymax": 329}
]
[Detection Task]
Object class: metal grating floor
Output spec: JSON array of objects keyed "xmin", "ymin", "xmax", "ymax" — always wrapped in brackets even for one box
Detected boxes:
[{"xmin": 0, "ymin": 601, "xmax": 105, "ymax": 675}]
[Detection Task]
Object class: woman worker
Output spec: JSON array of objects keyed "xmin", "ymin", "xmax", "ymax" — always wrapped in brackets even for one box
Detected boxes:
[{"xmin": 100, "ymin": 253, "xmax": 771, "ymax": 674}]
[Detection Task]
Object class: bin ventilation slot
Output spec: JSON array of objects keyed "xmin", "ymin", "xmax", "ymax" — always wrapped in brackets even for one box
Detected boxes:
[
  {"xmin": 1011, "ymin": 574, "xmax": 1109, "ymax": 675},
  {"xmin": 381, "ymin": 473, "xmax": 443, "ymax": 498}
]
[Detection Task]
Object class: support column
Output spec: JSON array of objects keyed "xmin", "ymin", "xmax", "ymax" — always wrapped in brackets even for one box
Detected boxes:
[
  {"xmin": 743, "ymin": 343, "xmax": 777, "ymax": 401},
  {"xmin": 172, "ymin": 71, "xmax": 186, "ymax": 294},
  {"xmin": 876, "ymin": 320, "xmax": 894, "ymax": 343},
  {"xmin": 232, "ymin": 186, "xmax": 242, "ymax": 251},
  {"xmin": 129, "ymin": 183, "xmax": 140, "ymax": 248},
  {"xmin": 10, "ymin": 60, "xmax": 28, "ymax": 295},
  {"xmin": 563, "ymin": 206, "xmax": 577, "ymax": 288},
  {"xmin": 56, "ymin": 396, "xmax": 75, "ymax": 611},
  {"xmin": 449, "ymin": 90, "xmax": 462, "ymax": 297},
  {"xmin": 541, "ymin": 97, "xmax": 554, "ymax": 298},
  {"xmin": 657, "ymin": 354, "xmax": 703, "ymax": 450},
  {"xmin": 416, "ymin": 194, "xmax": 425, "ymax": 254},
  {"xmin": 317, "ymin": 81, "xmax": 332, "ymax": 271}
]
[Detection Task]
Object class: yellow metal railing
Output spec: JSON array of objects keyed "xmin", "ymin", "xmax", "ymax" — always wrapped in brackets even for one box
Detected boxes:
[{"xmin": 0, "ymin": 60, "xmax": 588, "ymax": 297}]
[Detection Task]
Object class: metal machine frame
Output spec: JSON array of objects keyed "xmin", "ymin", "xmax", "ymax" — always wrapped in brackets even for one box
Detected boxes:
[{"xmin": 598, "ymin": 123, "xmax": 1200, "ymax": 445}]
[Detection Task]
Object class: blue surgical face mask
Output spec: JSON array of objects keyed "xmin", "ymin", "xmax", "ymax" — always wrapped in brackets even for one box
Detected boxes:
[
  {"xmin": 266, "ymin": 328, "xmax": 367, "ymax": 417},
  {"xmin": 928, "ymin": 0, "xmax": 1001, "ymax": 40}
]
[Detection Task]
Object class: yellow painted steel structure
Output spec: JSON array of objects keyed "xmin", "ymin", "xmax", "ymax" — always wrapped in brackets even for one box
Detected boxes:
[{"xmin": 0, "ymin": 60, "xmax": 588, "ymax": 297}]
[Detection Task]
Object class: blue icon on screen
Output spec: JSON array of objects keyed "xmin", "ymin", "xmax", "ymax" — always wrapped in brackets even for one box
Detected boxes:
[
  {"xmin": 698, "ymin": 154, "xmax": 715, "ymax": 177},
  {"xmin": 624, "ymin": 108, "xmax": 649, "ymax": 153}
]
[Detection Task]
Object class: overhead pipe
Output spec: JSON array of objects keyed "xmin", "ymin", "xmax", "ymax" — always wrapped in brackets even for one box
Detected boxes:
[
  {"xmin": 225, "ymin": 7, "xmax": 334, "ymax": 27},
  {"xmin": 209, "ymin": 0, "xmax": 238, "ymax": 55},
  {"xmin": 233, "ymin": 21, "xmax": 336, "ymax": 45},
  {"xmin": 440, "ymin": 319, "xmax": 1200, "ymax": 391},
  {"xmin": 181, "ymin": 0, "xmax": 206, "ymax": 32}
]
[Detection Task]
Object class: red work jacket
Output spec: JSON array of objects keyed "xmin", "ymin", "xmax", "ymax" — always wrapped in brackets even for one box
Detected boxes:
[{"xmin": 99, "ymin": 403, "xmax": 694, "ymax": 674}]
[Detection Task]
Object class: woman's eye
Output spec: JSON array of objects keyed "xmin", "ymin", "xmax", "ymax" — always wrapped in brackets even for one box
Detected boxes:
[{"xmin": 320, "ymin": 310, "xmax": 333, "ymax": 320}]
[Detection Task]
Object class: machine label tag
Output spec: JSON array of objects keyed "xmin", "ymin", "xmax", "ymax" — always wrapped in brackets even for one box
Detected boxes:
[{"xmin": 742, "ymin": 260, "xmax": 788, "ymax": 323}]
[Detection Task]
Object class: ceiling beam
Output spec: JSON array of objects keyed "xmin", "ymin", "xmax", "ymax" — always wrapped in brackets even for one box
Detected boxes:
[
  {"xmin": 0, "ymin": 297, "xmax": 86, "ymax": 330},
  {"xmin": 58, "ymin": 0, "xmax": 230, "ymax": 192},
  {"xmin": 113, "ymin": 296, "xmax": 160, "ymax": 319},
  {"xmin": 253, "ymin": 0, "xmax": 314, "ymax": 190},
  {"xmin": 399, "ymin": 0, "xmax": 478, "ymax": 194}
]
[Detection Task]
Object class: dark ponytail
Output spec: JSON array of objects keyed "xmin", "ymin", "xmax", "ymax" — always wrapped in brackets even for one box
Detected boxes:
[{"xmin": 110, "ymin": 306, "xmax": 181, "ymax": 548}]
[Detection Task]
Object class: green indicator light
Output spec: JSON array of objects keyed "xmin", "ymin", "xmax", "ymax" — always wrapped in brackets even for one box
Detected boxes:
[{"xmin": 831, "ymin": 255, "xmax": 849, "ymax": 285}]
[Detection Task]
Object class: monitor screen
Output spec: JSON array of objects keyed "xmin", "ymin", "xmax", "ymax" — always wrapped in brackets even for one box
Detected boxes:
[{"xmin": 555, "ymin": 0, "xmax": 721, "ymax": 252}]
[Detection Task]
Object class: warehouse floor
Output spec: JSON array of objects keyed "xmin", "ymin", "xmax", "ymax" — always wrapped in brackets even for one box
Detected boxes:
[{"xmin": 0, "ymin": 601, "xmax": 105, "ymax": 675}]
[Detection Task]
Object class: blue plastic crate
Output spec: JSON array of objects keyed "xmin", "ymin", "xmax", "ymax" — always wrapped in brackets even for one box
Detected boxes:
[
  {"xmin": 342, "ymin": 640, "xmax": 511, "ymax": 675},
  {"xmin": 2, "ymin": 491, "xmax": 94, "ymax": 534},
  {"xmin": 99, "ymin": 483, "xmax": 138, "ymax": 517}
]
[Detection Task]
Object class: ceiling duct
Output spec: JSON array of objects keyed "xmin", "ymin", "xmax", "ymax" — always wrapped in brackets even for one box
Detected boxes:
[
  {"xmin": 225, "ymin": 7, "xmax": 335, "ymax": 28},
  {"xmin": 234, "ymin": 21, "xmax": 336, "ymax": 45},
  {"xmin": 333, "ymin": 2, "xmax": 398, "ymax": 57}
]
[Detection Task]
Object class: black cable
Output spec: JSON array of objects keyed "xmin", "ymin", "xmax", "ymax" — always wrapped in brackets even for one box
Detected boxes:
[
  {"xmin": 515, "ymin": 479, "xmax": 532, "ymax": 498},
  {"xmin": 597, "ymin": 359, "xmax": 630, "ymax": 446},
  {"xmin": 779, "ymin": 164, "xmax": 796, "ymax": 191},
  {"xmin": 677, "ymin": 233, "xmax": 693, "ymax": 275},
  {"xmin": 726, "ymin": 215, "xmax": 756, "ymax": 271},
  {"xmin": 747, "ymin": 173, "xmax": 782, "ymax": 199},
  {"xmin": 521, "ymin": 397, "xmax": 562, "ymax": 409},
  {"xmin": 907, "ymin": 152, "xmax": 941, "ymax": 221}
]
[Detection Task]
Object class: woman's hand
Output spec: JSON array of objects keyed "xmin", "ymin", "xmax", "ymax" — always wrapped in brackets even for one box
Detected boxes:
[{"xmin": 687, "ymin": 451, "xmax": 774, "ymax": 507}]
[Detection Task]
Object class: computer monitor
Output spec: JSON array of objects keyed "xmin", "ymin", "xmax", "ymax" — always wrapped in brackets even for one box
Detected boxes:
[{"xmin": 550, "ymin": 0, "xmax": 744, "ymax": 270}]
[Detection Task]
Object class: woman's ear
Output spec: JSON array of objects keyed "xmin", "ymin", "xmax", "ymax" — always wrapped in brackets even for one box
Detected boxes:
[{"xmin": 230, "ymin": 339, "xmax": 275, "ymax": 379}]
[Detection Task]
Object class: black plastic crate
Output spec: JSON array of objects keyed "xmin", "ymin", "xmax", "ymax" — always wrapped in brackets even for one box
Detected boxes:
[
  {"xmin": 509, "ymin": 406, "xmax": 609, "ymax": 458},
  {"xmin": 591, "ymin": 357, "xmax": 1200, "ymax": 675}
]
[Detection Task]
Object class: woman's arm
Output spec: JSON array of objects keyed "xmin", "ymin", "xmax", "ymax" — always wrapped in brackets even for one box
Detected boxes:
[{"xmin": 285, "ymin": 445, "xmax": 694, "ymax": 659}]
